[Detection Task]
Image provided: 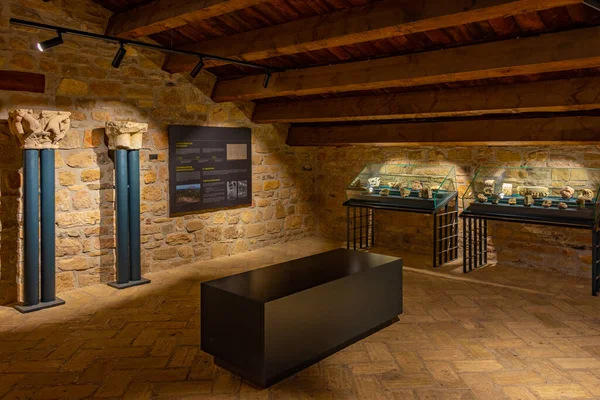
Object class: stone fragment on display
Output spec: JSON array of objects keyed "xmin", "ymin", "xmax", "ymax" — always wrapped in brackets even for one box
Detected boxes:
[
  {"xmin": 477, "ymin": 194, "xmax": 488, "ymax": 203},
  {"xmin": 560, "ymin": 186, "xmax": 575, "ymax": 199},
  {"xmin": 8, "ymin": 109, "xmax": 71, "ymax": 149},
  {"xmin": 379, "ymin": 188, "xmax": 390, "ymax": 196},
  {"xmin": 558, "ymin": 202, "xmax": 568, "ymax": 209},
  {"xmin": 411, "ymin": 181, "xmax": 423, "ymax": 191},
  {"xmin": 502, "ymin": 183, "xmax": 513, "ymax": 196},
  {"xmin": 542, "ymin": 199, "xmax": 553, "ymax": 208},
  {"xmin": 517, "ymin": 186, "xmax": 549, "ymax": 199},
  {"xmin": 490, "ymin": 194, "xmax": 500, "ymax": 204},
  {"xmin": 508, "ymin": 198, "xmax": 517, "ymax": 205},
  {"xmin": 367, "ymin": 177, "xmax": 380, "ymax": 188},
  {"xmin": 483, "ymin": 179, "xmax": 495, "ymax": 195},
  {"xmin": 577, "ymin": 195, "xmax": 586, "ymax": 209},
  {"xmin": 523, "ymin": 194, "xmax": 535, "ymax": 206},
  {"xmin": 420, "ymin": 187, "xmax": 432, "ymax": 199},
  {"xmin": 106, "ymin": 121, "xmax": 148, "ymax": 150},
  {"xmin": 580, "ymin": 188, "xmax": 595, "ymax": 202}
]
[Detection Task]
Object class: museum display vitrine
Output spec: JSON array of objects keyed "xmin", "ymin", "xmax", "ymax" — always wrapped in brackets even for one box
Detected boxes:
[
  {"xmin": 462, "ymin": 166, "xmax": 600, "ymax": 225},
  {"xmin": 461, "ymin": 165, "xmax": 600, "ymax": 295},
  {"xmin": 344, "ymin": 164, "xmax": 459, "ymax": 268},
  {"xmin": 345, "ymin": 164, "xmax": 457, "ymax": 211}
]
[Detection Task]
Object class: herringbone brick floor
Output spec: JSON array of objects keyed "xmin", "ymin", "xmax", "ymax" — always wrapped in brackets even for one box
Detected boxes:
[{"xmin": 1, "ymin": 237, "xmax": 599, "ymax": 399}]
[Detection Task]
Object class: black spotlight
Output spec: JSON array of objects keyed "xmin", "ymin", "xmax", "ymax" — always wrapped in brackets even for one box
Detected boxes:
[
  {"xmin": 263, "ymin": 71, "xmax": 272, "ymax": 88},
  {"xmin": 584, "ymin": 0, "xmax": 600, "ymax": 11},
  {"xmin": 190, "ymin": 57, "xmax": 205, "ymax": 78},
  {"xmin": 37, "ymin": 32, "xmax": 63, "ymax": 52},
  {"xmin": 111, "ymin": 42, "xmax": 127, "ymax": 68}
]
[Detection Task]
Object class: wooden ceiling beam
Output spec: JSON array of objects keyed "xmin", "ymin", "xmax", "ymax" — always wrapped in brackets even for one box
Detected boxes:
[
  {"xmin": 106, "ymin": 0, "xmax": 271, "ymax": 39},
  {"xmin": 0, "ymin": 71, "xmax": 45, "ymax": 93},
  {"xmin": 252, "ymin": 77, "xmax": 600, "ymax": 123},
  {"xmin": 164, "ymin": 0, "xmax": 582, "ymax": 73},
  {"xmin": 287, "ymin": 116, "xmax": 600, "ymax": 146},
  {"xmin": 212, "ymin": 24, "xmax": 600, "ymax": 103}
]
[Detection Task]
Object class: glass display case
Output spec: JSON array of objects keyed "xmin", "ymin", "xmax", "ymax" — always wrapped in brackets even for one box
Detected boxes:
[
  {"xmin": 462, "ymin": 166, "xmax": 600, "ymax": 226},
  {"xmin": 345, "ymin": 164, "xmax": 457, "ymax": 211}
]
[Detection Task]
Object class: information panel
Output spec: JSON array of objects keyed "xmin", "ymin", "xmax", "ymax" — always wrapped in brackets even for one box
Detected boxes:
[{"xmin": 168, "ymin": 125, "xmax": 252, "ymax": 216}]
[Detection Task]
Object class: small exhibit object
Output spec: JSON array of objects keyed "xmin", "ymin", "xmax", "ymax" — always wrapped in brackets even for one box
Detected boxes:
[
  {"xmin": 379, "ymin": 188, "xmax": 390, "ymax": 196},
  {"xmin": 517, "ymin": 186, "xmax": 549, "ymax": 199},
  {"xmin": 476, "ymin": 194, "xmax": 488, "ymax": 203},
  {"xmin": 508, "ymin": 198, "xmax": 517, "ymax": 205},
  {"xmin": 542, "ymin": 199, "xmax": 553, "ymax": 208},
  {"xmin": 577, "ymin": 195, "xmax": 586, "ymax": 208},
  {"xmin": 558, "ymin": 202, "xmax": 568, "ymax": 209},
  {"xmin": 350, "ymin": 178, "xmax": 362, "ymax": 188},
  {"xmin": 502, "ymin": 183, "xmax": 513, "ymax": 196},
  {"xmin": 420, "ymin": 187, "xmax": 432, "ymax": 199},
  {"xmin": 490, "ymin": 194, "xmax": 500, "ymax": 204},
  {"xmin": 201, "ymin": 249, "xmax": 403, "ymax": 388},
  {"xmin": 412, "ymin": 180, "xmax": 423, "ymax": 191},
  {"xmin": 523, "ymin": 194, "xmax": 535, "ymax": 206},
  {"xmin": 483, "ymin": 179, "xmax": 495, "ymax": 195},
  {"xmin": 388, "ymin": 181, "xmax": 402, "ymax": 189},
  {"xmin": 368, "ymin": 177, "xmax": 381, "ymax": 187},
  {"xmin": 580, "ymin": 188, "xmax": 595, "ymax": 201},
  {"xmin": 560, "ymin": 186, "xmax": 575, "ymax": 199}
]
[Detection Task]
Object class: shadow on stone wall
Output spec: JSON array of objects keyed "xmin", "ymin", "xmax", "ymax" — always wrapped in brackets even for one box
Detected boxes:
[{"xmin": 0, "ymin": 123, "xmax": 22, "ymax": 305}]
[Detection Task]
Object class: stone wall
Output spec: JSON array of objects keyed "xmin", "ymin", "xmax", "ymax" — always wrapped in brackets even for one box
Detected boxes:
[
  {"xmin": 0, "ymin": 0, "xmax": 316, "ymax": 304},
  {"xmin": 315, "ymin": 146, "xmax": 598, "ymax": 276}
]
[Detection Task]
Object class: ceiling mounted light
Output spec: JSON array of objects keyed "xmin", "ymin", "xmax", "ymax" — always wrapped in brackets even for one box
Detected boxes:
[
  {"xmin": 584, "ymin": 0, "xmax": 600, "ymax": 11},
  {"xmin": 190, "ymin": 57, "xmax": 205, "ymax": 78},
  {"xmin": 263, "ymin": 71, "xmax": 272, "ymax": 89},
  {"xmin": 37, "ymin": 31, "xmax": 63, "ymax": 52},
  {"xmin": 111, "ymin": 42, "xmax": 127, "ymax": 68}
]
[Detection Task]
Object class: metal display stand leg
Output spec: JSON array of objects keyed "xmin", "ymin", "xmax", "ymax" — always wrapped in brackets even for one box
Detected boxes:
[
  {"xmin": 346, "ymin": 206, "xmax": 374, "ymax": 250},
  {"xmin": 462, "ymin": 215, "xmax": 488, "ymax": 273},
  {"xmin": 434, "ymin": 194, "xmax": 459, "ymax": 268},
  {"xmin": 593, "ymin": 228, "xmax": 600, "ymax": 296}
]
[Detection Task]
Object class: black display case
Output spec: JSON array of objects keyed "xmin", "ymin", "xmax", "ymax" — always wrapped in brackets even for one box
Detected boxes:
[
  {"xmin": 344, "ymin": 164, "xmax": 459, "ymax": 268},
  {"xmin": 460, "ymin": 165, "xmax": 600, "ymax": 295}
]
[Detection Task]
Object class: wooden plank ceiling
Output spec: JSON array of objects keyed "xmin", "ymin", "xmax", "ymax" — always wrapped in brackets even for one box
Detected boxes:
[{"xmin": 94, "ymin": 0, "xmax": 600, "ymax": 145}]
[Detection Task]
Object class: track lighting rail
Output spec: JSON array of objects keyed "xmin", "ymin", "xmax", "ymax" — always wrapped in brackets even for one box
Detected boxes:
[{"xmin": 9, "ymin": 18, "xmax": 281, "ymax": 77}]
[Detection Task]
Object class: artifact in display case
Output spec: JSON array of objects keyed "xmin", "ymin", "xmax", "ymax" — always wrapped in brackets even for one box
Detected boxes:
[
  {"xmin": 462, "ymin": 166, "xmax": 600, "ymax": 223},
  {"xmin": 346, "ymin": 164, "xmax": 457, "ymax": 210}
]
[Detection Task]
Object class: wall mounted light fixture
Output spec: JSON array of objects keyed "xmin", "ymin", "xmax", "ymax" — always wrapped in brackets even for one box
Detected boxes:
[{"xmin": 36, "ymin": 31, "xmax": 63, "ymax": 52}]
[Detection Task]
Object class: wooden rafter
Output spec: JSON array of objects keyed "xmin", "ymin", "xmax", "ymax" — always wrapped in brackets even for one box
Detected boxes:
[
  {"xmin": 212, "ymin": 25, "xmax": 600, "ymax": 102},
  {"xmin": 163, "ymin": 0, "xmax": 583, "ymax": 73},
  {"xmin": 252, "ymin": 78, "xmax": 600, "ymax": 123},
  {"xmin": 0, "ymin": 71, "xmax": 45, "ymax": 93},
  {"xmin": 106, "ymin": 0, "xmax": 271, "ymax": 39},
  {"xmin": 287, "ymin": 116, "xmax": 600, "ymax": 146}
]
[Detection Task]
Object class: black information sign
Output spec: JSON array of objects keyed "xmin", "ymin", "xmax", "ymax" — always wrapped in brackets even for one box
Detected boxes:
[{"xmin": 168, "ymin": 125, "xmax": 252, "ymax": 216}]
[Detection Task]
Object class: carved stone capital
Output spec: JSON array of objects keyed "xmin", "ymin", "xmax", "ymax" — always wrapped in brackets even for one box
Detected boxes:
[
  {"xmin": 8, "ymin": 109, "xmax": 71, "ymax": 149},
  {"xmin": 106, "ymin": 121, "xmax": 148, "ymax": 150}
]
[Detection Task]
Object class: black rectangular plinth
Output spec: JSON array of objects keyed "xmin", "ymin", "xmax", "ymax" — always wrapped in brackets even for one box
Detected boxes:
[{"xmin": 201, "ymin": 249, "xmax": 403, "ymax": 388}]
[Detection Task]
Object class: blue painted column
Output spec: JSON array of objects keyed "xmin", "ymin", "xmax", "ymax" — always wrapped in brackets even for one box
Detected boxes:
[
  {"xmin": 40, "ymin": 149, "xmax": 55, "ymax": 303},
  {"xmin": 22, "ymin": 149, "xmax": 39, "ymax": 307},
  {"xmin": 128, "ymin": 150, "xmax": 141, "ymax": 282},
  {"xmin": 115, "ymin": 149, "xmax": 130, "ymax": 285}
]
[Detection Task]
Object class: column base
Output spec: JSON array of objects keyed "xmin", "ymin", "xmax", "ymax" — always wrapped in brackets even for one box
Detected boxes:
[
  {"xmin": 107, "ymin": 278, "xmax": 151, "ymax": 289},
  {"xmin": 14, "ymin": 297, "xmax": 65, "ymax": 314}
]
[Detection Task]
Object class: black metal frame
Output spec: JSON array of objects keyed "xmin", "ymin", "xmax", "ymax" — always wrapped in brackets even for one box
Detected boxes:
[
  {"xmin": 344, "ymin": 193, "xmax": 459, "ymax": 268},
  {"xmin": 461, "ymin": 209, "xmax": 600, "ymax": 295}
]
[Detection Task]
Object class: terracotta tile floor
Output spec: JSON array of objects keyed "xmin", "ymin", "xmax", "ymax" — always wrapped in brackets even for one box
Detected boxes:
[{"xmin": 1, "ymin": 237, "xmax": 600, "ymax": 399}]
